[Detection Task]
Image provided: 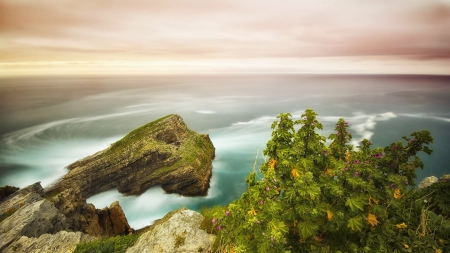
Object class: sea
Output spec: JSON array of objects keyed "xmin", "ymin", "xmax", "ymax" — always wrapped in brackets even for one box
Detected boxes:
[{"xmin": 1, "ymin": 74, "xmax": 449, "ymax": 229}]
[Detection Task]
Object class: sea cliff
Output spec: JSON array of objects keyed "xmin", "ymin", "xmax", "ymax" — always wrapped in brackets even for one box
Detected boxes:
[{"xmin": 46, "ymin": 114, "xmax": 215, "ymax": 198}]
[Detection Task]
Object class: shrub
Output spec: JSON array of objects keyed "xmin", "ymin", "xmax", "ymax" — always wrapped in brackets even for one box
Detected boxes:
[
  {"xmin": 0, "ymin": 185, "xmax": 19, "ymax": 200},
  {"xmin": 213, "ymin": 109, "xmax": 448, "ymax": 252}
]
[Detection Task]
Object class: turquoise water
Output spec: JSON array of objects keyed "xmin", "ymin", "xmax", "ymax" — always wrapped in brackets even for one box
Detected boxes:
[{"xmin": 1, "ymin": 75, "xmax": 449, "ymax": 228}]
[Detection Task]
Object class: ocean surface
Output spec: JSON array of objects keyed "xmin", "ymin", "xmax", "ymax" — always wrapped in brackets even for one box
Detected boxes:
[{"xmin": 1, "ymin": 74, "xmax": 449, "ymax": 229}]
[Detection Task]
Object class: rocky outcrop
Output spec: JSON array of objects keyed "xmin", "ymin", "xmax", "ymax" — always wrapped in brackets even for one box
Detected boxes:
[
  {"xmin": 3, "ymin": 231, "xmax": 95, "ymax": 253},
  {"xmin": 49, "ymin": 188, "xmax": 132, "ymax": 237},
  {"xmin": 0, "ymin": 182, "xmax": 132, "ymax": 251},
  {"xmin": 46, "ymin": 114, "xmax": 215, "ymax": 198},
  {"xmin": 127, "ymin": 208, "xmax": 214, "ymax": 253},
  {"xmin": 0, "ymin": 199, "xmax": 67, "ymax": 251},
  {"xmin": 418, "ymin": 174, "xmax": 450, "ymax": 189}
]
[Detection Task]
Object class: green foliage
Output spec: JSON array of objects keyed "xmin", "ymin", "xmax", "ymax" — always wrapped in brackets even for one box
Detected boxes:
[
  {"xmin": 213, "ymin": 109, "xmax": 447, "ymax": 252},
  {"xmin": 73, "ymin": 233, "xmax": 140, "ymax": 253},
  {"xmin": 0, "ymin": 185, "xmax": 19, "ymax": 200},
  {"xmin": 200, "ymin": 205, "xmax": 227, "ymax": 234},
  {"xmin": 0, "ymin": 207, "xmax": 19, "ymax": 223}
]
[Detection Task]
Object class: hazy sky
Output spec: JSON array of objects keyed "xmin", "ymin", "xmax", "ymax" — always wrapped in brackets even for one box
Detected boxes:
[{"xmin": 1, "ymin": 0, "xmax": 450, "ymax": 76}]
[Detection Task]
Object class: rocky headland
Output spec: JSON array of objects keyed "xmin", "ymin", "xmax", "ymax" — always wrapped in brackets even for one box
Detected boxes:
[
  {"xmin": 46, "ymin": 114, "xmax": 215, "ymax": 198},
  {"xmin": 0, "ymin": 114, "xmax": 216, "ymax": 252}
]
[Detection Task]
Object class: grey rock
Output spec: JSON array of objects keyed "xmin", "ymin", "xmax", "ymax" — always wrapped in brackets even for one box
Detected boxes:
[
  {"xmin": 4, "ymin": 231, "xmax": 95, "ymax": 253},
  {"xmin": 418, "ymin": 176, "xmax": 439, "ymax": 189},
  {"xmin": 439, "ymin": 174, "xmax": 450, "ymax": 182},
  {"xmin": 0, "ymin": 199, "xmax": 67, "ymax": 251},
  {"xmin": 127, "ymin": 208, "xmax": 214, "ymax": 253}
]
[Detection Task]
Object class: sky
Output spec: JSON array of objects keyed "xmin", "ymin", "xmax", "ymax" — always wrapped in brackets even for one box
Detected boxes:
[{"xmin": 1, "ymin": 0, "xmax": 450, "ymax": 76}]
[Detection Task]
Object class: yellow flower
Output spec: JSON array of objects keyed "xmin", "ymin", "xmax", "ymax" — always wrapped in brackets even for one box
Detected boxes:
[
  {"xmin": 403, "ymin": 244, "xmax": 409, "ymax": 249},
  {"xmin": 369, "ymin": 197, "xmax": 379, "ymax": 205},
  {"xmin": 394, "ymin": 188, "xmax": 401, "ymax": 199},
  {"xmin": 326, "ymin": 210, "xmax": 333, "ymax": 221},
  {"xmin": 345, "ymin": 151, "xmax": 351, "ymax": 163},
  {"xmin": 248, "ymin": 208, "xmax": 257, "ymax": 216},
  {"xmin": 395, "ymin": 222, "xmax": 407, "ymax": 229},
  {"xmin": 268, "ymin": 158, "xmax": 276, "ymax": 169},
  {"xmin": 323, "ymin": 168, "xmax": 334, "ymax": 177},
  {"xmin": 367, "ymin": 213, "xmax": 379, "ymax": 227},
  {"xmin": 292, "ymin": 168, "xmax": 300, "ymax": 178},
  {"xmin": 436, "ymin": 249, "xmax": 442, "ymax": 253}
]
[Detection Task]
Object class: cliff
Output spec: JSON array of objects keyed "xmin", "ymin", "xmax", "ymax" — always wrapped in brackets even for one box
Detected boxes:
[{"xmin": 47, "ymin": 114, "xmax": 215, "ymax": 198}]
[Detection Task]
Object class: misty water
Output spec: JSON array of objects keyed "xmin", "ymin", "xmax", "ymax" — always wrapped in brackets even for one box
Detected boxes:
[{"xmin": 1, "ymin": 75, "xmax": 449, "ymax": 229}]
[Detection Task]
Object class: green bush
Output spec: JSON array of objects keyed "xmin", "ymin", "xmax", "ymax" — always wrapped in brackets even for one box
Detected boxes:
[
  {"xmin": 73, "ymin": 233, "xmax": 140, "ymax": 253},
  {"xmin": 0, "ymin": 185, "xmax": 19, "ymax": 200},
  {"xmin": 212, "ymin": 109, "xmax": 448, "ymax": 252}
]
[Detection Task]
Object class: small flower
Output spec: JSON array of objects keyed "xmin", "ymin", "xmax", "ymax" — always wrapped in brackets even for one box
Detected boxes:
[
  {"xmin": 212, "ymin": 219, "xmax": 216, "ymax": 224},
  {"xmin": 395, "ymin": 222, "xmax": 407, "ymax": 229},
  {"xmin": 344, "ymin": 167, "xmax": 349, "ymax": 171},
  {"xmin": 225, "ymin": 211, "xmax": 230, "ymax": 216},
  {"xmin": 375, "ymin": 153, "xmax": 381, "ymax": 159},
  {"xmin": 394, "ymin": 145, "xmax": 398, "ymax": 150},
  {"xmin": 367, "ymin": 213, "xmax": 379, "ymax": 227},
  {"xmin": 257, "ymin": 220, "xmax": 261, "ymax": 224},
  {"xmin": 217, "ymin": 225, "xmax": 222, "ymax": 230},
  {"xmin": 354, "ymin": 172, "xmax": 359, "ymax": 177},
  {"xmin": 369, "ymin": 141, "xmax": 373, "ymax": 144},
  {"xmin": 403, "ymin": 244, "xmax": 409, "ymax": 249},
  {"xmin": 389, "ymin": 184, "xmax": 394, "ymax": 189},
  {"xmin": 345, "ymin": 121, "xmax": 349, "ymax": 125},
  {"xmin": 273, "ymin": 185, "xmax": 277, "ymax": 189},
  {"xmin": 394, "ymin": 188, "xmax": 402, "ymax": 199},
  {"xmin": 405, "ymin": 181, "xmax": 409, "ymax": 185},
  {"xmin": 266, "ymin": 187, "xmax": 269, "ymax": 191},
  {"xmin": 260, "ymin": 200, "xmax": 264, "ymax": 205},
  {"xmin": 354, "ymin": 160, "xmax": 359, "ymax": 164},
  {"xmin": 323, "ymin": 150, "xmax": 327, "ymax": 155},
  {"xmin": 436, "ymin": 249, "xmax": 442, "ymax": 253}
]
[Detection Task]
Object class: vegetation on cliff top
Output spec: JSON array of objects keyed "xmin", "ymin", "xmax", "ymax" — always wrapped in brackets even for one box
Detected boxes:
[
  {"xmin": 207, "ymin": 109, "xmax": 449, "ymax": 253},
  {"xmin": 103, "ymin": 113, "xmax": 214, "ymax": 179}
]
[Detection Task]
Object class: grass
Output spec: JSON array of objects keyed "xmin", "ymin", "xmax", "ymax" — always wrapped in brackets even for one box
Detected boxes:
[
  {"xmin": 0, "ymin": 207, "xmax": 19, "ymax": 223},
  {"xmin": 73, "ymin": 233, "xmax": 140, "ymax": 253},
  {"xmin": 100, "ymin": 114, "xmax": 215, "ymax": 184}
]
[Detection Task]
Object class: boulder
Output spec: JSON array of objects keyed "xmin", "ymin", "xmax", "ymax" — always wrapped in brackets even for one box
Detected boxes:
[
  {"xmin": 418, "ymin": 176, "xmax": 439, "ymax": 189},
  {"xmin": 46, "ymin": 114, "xmax": 215, "ymax": 198},
  {"xmin": 126, "ymin": 208, "xmax": 214, "ymax": 253}
]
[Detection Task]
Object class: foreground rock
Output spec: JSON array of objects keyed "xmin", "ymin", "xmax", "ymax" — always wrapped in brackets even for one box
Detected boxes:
[
  {"xmin": 127, "ymin": 208, "xmax": 214, "ymax": 253},
  {"xmin": 0, "ymin": 183, "xmax": 131, "ymax": 251},
  {"xmin": 3, "ymin": 231, "xmax": 94, "ymax": 253},
  {"xmin": 46, "ymin": 114, "xmax": 215, "ymax": 198}
]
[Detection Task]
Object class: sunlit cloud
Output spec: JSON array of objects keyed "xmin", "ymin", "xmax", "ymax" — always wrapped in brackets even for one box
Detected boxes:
[{"xmin": 1, "ymin": 0, "xmax": 449, "ymax": 76}]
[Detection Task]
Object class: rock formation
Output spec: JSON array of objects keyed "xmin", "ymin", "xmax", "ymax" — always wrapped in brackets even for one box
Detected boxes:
[
  {"xmin": 46, "ymin": 114, "xmax": 215, "ymax": 198},
  {"xmin": 0, "ymin": 182, "xmax": 131, "ymax": 251},
  {"xmin": 3, "ymin": 231, "xmax": 94, "ymax": 253},
  {"xmin": 49, "ymin": 187, "xmax": 132, "ymax": 237},
  {"xmin": 418, "ymin": 174, "xmax": 450, "ymax": 189},
  {"xmin": 126, "ymin": 207, "xmax": 215, "ymax": 253}
]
